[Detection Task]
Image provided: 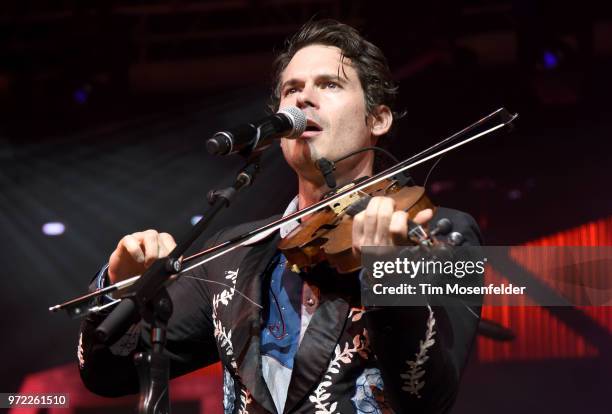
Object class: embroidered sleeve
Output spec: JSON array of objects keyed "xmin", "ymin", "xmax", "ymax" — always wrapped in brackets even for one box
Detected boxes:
[{"xmin": 400, "ymin": 305, "xmax": 436, "ymax": 398}]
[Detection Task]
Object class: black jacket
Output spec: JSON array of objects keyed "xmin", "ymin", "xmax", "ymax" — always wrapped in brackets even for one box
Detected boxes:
[{"xmin": 78, "ymin": 207, "xmax": 482, "ymax": 414}]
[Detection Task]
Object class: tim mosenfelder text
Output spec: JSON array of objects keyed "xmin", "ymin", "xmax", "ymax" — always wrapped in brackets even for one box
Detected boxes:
[{"xmin": 368, "ymin": 257, "xmax": 527, "ymax": 297}]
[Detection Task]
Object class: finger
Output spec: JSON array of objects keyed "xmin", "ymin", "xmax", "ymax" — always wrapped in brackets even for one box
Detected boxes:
[
  {"xmin": 374, "ymin": 197, "xmax": 395, "ymax": 245},
  {"xmin": 121, "ymin": 234, "xmax": 145, "ymax": 264},
  {"xmin": 362, "ymin": 197, "xmax": 382, "ymax": 246},
  {"xmin": 141, "ymin": 230, "xmax": 159, "ymax": 266},
  {"xmin": 390, "ymin": 211, "xmax": 409, "ymax": 245},
  {"xmin": 413, "ymin": 208, "xmax": 434, "ymax": 225},
  {"xmin": 352, "ymin": 211, "xmax": 365, "ymax": 254},
  {"xmin": 158, "ymin": 232, "xmax": 177, "ymax": 257}
]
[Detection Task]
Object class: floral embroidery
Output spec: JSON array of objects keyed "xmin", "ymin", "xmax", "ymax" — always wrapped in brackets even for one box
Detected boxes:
[
  {"xmin": 77, "ymin": 333, "xmax": 85, "ymax": 368},
  {"xmin": 212, "ymin": 268, "xmax": 252, "ymax": 414},
  {"xmin": 348, "ymin": 307, "xmax": 366, "ymax": 322},
  {"xmin": 351, "ymin": 368, "xmax": 392, "ymax": 414},
  {"xmin": 213, "ymin": 268, "xmax": 239, "ymax": 369},
  {"xmin": 215, "ymin": 269, "xmax": 238, "ymax": 306},
  {"xmin": 213, "ymin": 319, "xmax": 236, "ymax": 368},
  {"xmin": 238, "ymin": 388, "xmax": 252, "ymax": 414},
  {"xmin": 309, "ymin": 330, "xmax": 369, "ymax": 414},
  {"xmin": 400, "ymin": 305, "xmax": 436, "ymax": 398}
]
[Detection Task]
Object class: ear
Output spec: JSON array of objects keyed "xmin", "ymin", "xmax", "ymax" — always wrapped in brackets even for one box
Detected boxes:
[{"xmin": 369, "ymin": 105, "xmax": 393, "ymax": 144}]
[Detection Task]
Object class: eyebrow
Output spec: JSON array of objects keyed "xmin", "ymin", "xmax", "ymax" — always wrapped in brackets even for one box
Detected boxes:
[{"xmin": 280, "ymin": 74, "xmax": 348, "ymax": 92}]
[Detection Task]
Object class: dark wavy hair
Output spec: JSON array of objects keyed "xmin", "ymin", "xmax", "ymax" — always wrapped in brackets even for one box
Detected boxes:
[{"xmin": 269, "ymin": 19, "xmax": 403, "ymax": 123}]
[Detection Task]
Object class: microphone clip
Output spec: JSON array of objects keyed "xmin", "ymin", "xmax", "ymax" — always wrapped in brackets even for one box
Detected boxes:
[{"xmin": 315, "ymin": 157, "xmax": 337, "ymax": 189}]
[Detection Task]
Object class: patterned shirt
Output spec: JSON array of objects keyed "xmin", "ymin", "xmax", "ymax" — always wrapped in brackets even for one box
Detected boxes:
[{"xmin": 260, "ymin": 196, "xmax": 314, "ymax": 413}]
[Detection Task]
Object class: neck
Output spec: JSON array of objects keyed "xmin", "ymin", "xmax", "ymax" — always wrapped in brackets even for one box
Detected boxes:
[{"xmin": 297, "ymin": 154, "xmax": 374, "ymax": 210}]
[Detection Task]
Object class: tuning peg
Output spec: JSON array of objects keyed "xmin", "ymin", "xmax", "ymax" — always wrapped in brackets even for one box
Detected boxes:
[
  {"xmin": 448, "ymin": 231, "xmax": 465, "ymax": 246},
  {"xmin": 431, "ymin": 218, "xmax": 452, "ymax": 237}
]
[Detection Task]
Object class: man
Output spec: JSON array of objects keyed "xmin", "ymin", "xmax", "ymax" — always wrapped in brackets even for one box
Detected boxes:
[{"xmin": 78, "ymin": 19, "xmax": 482, "ymax": 414}]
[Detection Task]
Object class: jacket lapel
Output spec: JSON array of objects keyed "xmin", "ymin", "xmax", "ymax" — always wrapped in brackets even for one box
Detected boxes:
[
  {"xmin": 230, "ymin": 232, "xmax": 281, "ymax": 414},
  {"xmin": 282, "ymin": 290, "xmax": 350, "ymax": 414}
]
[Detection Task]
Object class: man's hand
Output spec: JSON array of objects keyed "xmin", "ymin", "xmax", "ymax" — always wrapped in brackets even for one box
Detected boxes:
[
  {"xmin": 108, "ymin": 230, "xmax": 177, "ymax": 284},
  {"xmin": 352, "ymin": 196, "xmax": 433, "ymax": 255}
]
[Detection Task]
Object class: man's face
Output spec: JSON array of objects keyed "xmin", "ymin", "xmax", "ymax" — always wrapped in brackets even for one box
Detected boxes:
[{"xmin": 278, "ymin": 44, "xmax": 389, "ymax": 183}]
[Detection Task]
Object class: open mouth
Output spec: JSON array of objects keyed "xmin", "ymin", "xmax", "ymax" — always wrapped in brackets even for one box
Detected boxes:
[{"xmin": 303, "ymin": 120, "xmax": 322, "ymax": 135}]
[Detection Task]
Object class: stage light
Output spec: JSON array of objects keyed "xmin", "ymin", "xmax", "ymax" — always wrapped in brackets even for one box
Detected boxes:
[
  {"xmin": 73, "ymin": 89, "xmax": 87, "ymax": 104},
  {"xmin": 507, "ymin": 189, "xmax": 522, "ymax": 200},
  {"xmin": 42, "ymin": 222, "xmax": 65, "ymax": 236},
  {"xmin": 470, "ymin": 178, "xmax": 497, "ymax": 190},
  {"xmin": 191, "ymin": 215, "xmax": 203, "ymax": 226},
  {"xmin": 73, "ymin": 84, "xmax": 92, "ymax": 105},
  {"xmin": 541, "ymin": 50, "xmax": 559, "ymax": 70},
  {"xmin": 429, "ymin": 180, "xmax": 455, "ymax": 194}
]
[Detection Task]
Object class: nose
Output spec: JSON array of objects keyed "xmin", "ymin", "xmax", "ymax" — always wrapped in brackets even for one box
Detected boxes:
[{"xmin": 295, "ymin": 85, "xmax": 318, "ymax": 110}]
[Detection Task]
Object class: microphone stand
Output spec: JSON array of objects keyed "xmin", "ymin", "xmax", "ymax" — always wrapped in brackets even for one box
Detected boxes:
[{"xmin": 54, "ymin": 153, "xmax": 262, "ymax": 414}]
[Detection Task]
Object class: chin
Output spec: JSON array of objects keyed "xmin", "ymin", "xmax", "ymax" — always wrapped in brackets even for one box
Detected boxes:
[{"xmin": 285, "ymin": 144, "xmax": 313, "ymax": 164}]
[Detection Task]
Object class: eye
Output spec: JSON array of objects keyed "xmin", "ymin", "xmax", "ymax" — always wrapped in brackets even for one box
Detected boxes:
[
  {"xmin": 324, "ymin": 81, "xmax": 339, "ymax": 89},
  {"xmin": 283, "ymin": 87, "xmax": 298, "ymax": 97}
]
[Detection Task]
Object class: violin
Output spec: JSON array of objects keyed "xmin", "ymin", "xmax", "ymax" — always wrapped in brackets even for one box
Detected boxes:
[{"xmin": 279, "ymin": 178, "xmax": 436, "ymax": 274}]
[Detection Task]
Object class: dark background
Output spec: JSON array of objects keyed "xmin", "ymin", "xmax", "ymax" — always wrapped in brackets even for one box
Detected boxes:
[{"xmin": 0, "ymin": 1, "xmax": 610, "ymax": 413}]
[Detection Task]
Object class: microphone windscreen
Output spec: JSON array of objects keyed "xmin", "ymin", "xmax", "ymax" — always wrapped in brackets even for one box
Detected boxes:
[{"xmin": 279, "ymin": 106, "xmax": 307, "ymax": 138}]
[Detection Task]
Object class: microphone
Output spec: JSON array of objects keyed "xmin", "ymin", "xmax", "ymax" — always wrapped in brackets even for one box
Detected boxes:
[
  {"xmin": 206, "ymin": 106, "xmax": 307, "ymax": 155},
  {"xmin": 315, "ymin": 157, "xmax": 337, "ymax": 189}
]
